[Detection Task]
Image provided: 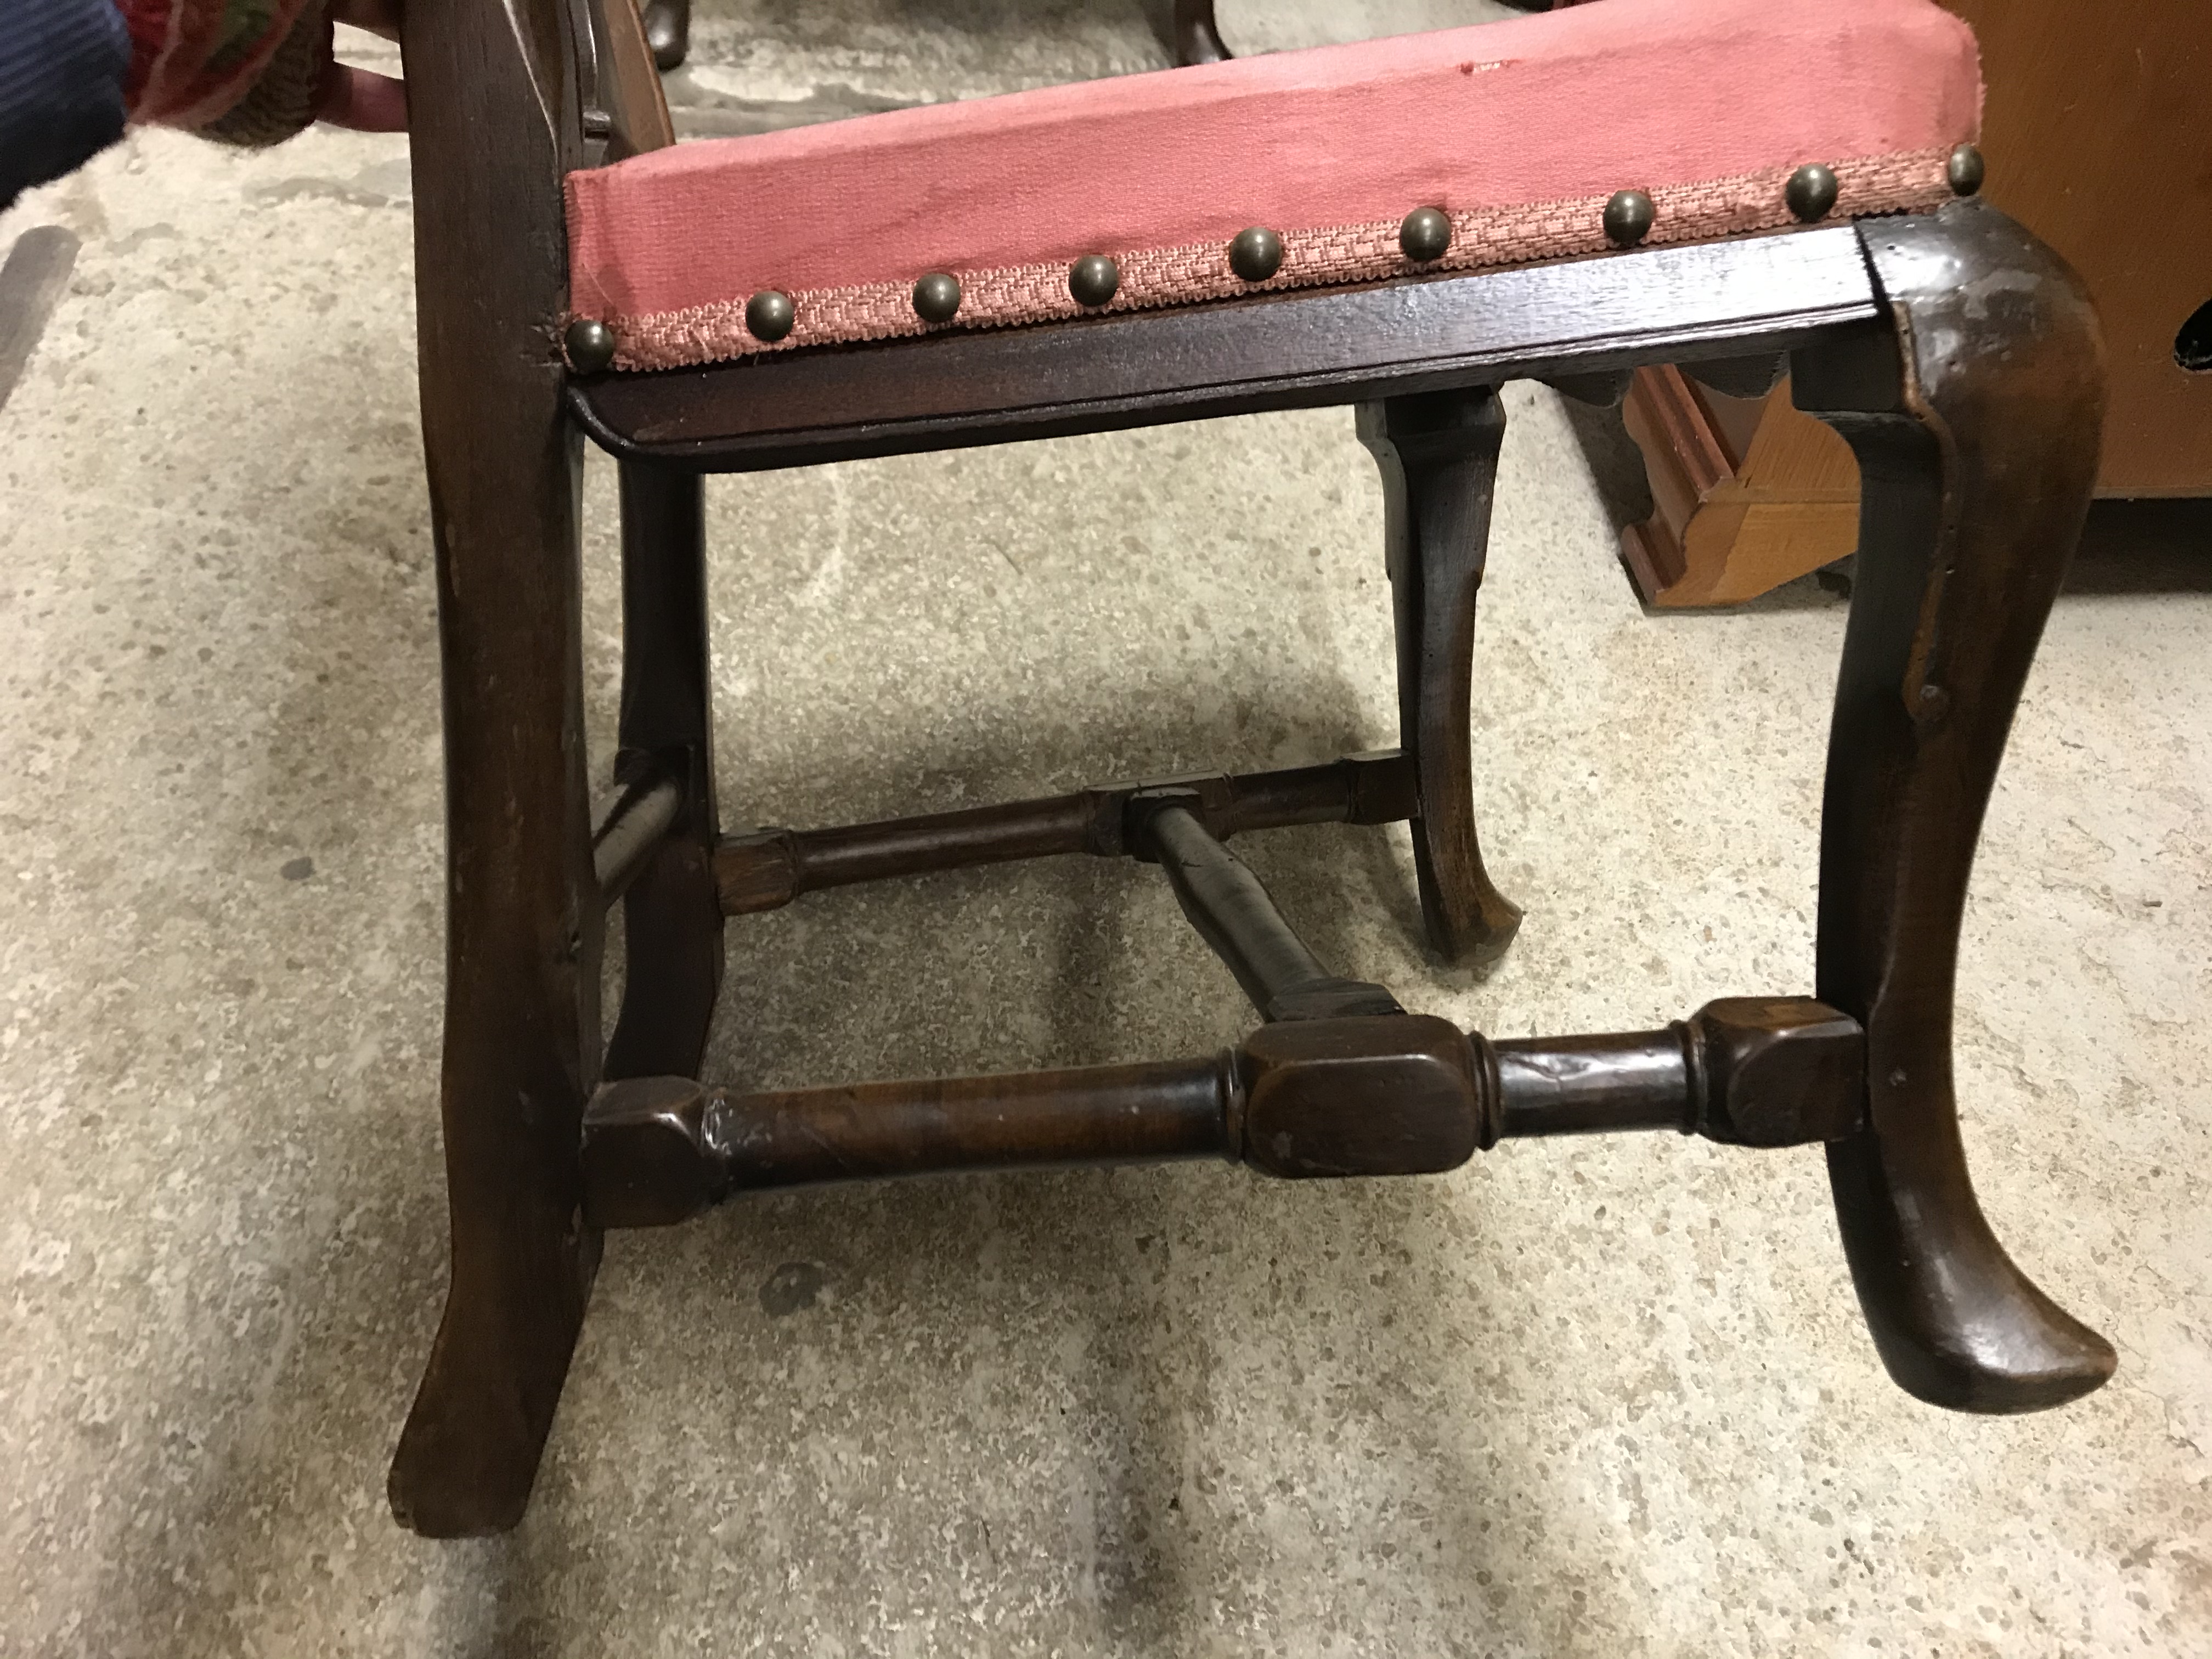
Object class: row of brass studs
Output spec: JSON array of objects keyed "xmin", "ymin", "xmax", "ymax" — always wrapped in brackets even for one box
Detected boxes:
[
  {"xmin": 562, "ymin": 148, "xmax": 1986, "ymax": 373},
  {"xmin": 1604, "ymin": 144, "xmax": 1985, "ymax": 250},
  {"xmin": 564, "ymin": 209, "xmax": 1445, "ymax": 367}
]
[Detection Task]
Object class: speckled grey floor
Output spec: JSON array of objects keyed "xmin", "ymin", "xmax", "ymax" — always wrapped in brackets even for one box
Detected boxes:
[{"xmin": 2, "ymin": 3, "xmax": 2208, "ymax": 1655}]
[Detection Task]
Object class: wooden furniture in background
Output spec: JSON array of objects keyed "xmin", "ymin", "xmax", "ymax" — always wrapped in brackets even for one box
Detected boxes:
[
  {"xmin": 1620, "ymin": 364, "xmax": 1859, "ymax": 607},
  {"xmin": 1623, "ymin": 0, "xmax": 2212, "ymax": 606}
]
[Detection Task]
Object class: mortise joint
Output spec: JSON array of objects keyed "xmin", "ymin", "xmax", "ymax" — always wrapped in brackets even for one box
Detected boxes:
[
  {"xmin": 1687, "ymin": 997, "xmax": 1865, "ymax": 1146},
  {"xmin": 582, "ymin": 1077, "xmax": 724, "ymax": 1227}
]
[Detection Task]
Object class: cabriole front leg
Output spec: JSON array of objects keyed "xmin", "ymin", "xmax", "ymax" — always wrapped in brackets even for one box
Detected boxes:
[
  {"xmin": 1358, "ymin": 388, "xmax": 1522, "ymax": 966},
  {"xmin": 1794, "ymin": 202, "xmax": 2115, "ymax": 1412}
]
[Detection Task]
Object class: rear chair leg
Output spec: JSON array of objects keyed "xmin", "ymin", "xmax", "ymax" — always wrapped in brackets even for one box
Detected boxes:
[
  {"xmin": 606, "ymin": 464, "xmax": 724, "ymax": 1080},
  {"xmin": 641, "ymin": 0, "xmax": 688, "ymax": 71},
  {"xmin": 387, "ymin": 0, "xmax": 602, "ymax": 1538},
  {"xmin": 388, "ymin": 342, "xmax": 601, "ymax": 1537},
  {"xmin": 1358, "ymin": 388, "xmax": 1523, "ymax": 966},
  {"xmin": 1168, "ymin": 0, "xmax": 1228, "ymax": 64},
  {"xmin": 1795, "ymin": 202, "xmax": 2115, "ymax": 1411}
]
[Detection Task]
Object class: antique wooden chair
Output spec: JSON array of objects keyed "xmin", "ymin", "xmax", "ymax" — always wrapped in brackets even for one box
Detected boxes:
[{"xmin": 388, "ymin": 0, "xmax": 2116, "ymax": 1536}]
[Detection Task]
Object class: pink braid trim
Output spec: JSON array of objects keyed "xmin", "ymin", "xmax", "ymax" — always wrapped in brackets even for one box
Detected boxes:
[{"xmin": 575, "ymin": 148, "xmax": 1954, "ymax": 374}]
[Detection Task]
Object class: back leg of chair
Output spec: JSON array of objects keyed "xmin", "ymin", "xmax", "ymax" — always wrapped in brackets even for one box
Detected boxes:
[
  {"xmin": 386, "ymin": 0, "xmax": 603, "ymax": 1539},
  {"xmin": 606, "ymin": 464, "xmax": 724, "ymax": 1080},
  {"xmin": 1358, "ymin": 388, "xmax": 1523, "ymax": 966},
  {"xmin": 642, "ymin": 0, "xmax": 689, "ymax": 71},
  {"xmin": 1169, "ymin": 0, "xmax": 1228, "ymax": 64},
  {"xmin": 388, "ymin": 402, "xmax": 602, "ymax": 1538}
]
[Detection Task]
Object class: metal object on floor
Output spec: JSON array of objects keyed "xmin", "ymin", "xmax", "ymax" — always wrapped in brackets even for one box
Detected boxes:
[{"xmin": 0, "ymin": 227, "xmax": 81, "ymax": 415}]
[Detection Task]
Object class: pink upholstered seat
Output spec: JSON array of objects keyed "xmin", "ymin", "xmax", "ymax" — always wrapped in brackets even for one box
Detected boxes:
[{"xmin": 566, "ymin": 0, "xmax": 1979, "ymax": 372}]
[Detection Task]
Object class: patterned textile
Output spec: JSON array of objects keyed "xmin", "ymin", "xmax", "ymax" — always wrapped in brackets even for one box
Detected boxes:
[{"xmin": 118, "ymin": 0, "xmax": 326, "ymax": 143}]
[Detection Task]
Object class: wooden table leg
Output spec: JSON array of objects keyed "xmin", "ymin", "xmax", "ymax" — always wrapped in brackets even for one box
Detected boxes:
[
  {"xmin": 1358, "ymin": 388, "xmax": 1523, "ymax": 966},
  {"xmin": 387, "ymin": 0, "xmax": 603, "ymax": 1538},
  {"xmin": 1795, "ymin": 202, "xmax": 2115, "ymax": 1413}
]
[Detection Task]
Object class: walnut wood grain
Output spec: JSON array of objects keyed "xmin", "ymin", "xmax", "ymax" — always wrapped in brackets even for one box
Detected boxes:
[
  {"xmin": 602, "ymin": 466, "xmax": 724, "ymax": 1082},
  {"xmin": 1494, "ymin": 997, "xmax": 1864, "ymax": 1144},
  {"xmin": 1135, "ymin": 802, "xmax": 1404, "ymax": 1023},
  {"xmin": 590, "ymin": 751, "xmax": 683, "ymax": 902},
  {"xmin": 588, "ymin": 0, "xmax": 673, "ymax": 159}
]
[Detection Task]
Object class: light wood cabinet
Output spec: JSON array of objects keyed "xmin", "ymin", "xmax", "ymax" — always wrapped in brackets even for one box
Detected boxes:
[{"xmin": 1623, "ymin": 0, "xmax": 2212, "ymax": 606}]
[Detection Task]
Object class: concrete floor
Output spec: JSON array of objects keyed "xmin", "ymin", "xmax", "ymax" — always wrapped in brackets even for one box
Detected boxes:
[{"xmin": 2, "ymin": 2, "xmax": 2208, "ymax": 1654}]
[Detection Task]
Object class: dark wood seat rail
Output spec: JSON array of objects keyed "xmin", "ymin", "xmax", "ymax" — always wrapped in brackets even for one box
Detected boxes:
[{"xmin": 569, "ymin": 228, "xmax": 1881, "ymax": 473}]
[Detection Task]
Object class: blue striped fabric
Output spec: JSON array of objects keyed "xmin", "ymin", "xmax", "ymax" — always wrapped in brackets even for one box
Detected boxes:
[{"xmin": 2, "ymin": 0, "xmax": 131, "ymax": 210}]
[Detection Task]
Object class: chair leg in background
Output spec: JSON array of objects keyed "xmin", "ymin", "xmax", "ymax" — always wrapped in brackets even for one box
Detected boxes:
[
  {"xmin": 1167, "ymin": 0, "xmax": 1228, "ymax": 64},
  {"xmin": 606, "ymin": 464, "xmax": 724, "ymax": 1081},
  {"xmin": 643, "ymin": 0, "xmax": 689, "ymax": 71},
  {"xmin": 1358, "ymin": 387, "xmax": 1523, "ymax": 966}
]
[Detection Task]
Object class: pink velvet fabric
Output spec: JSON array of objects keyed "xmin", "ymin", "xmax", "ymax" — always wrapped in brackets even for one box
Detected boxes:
[{"xmin": 566, "ymin": 0, "xmax": 1980, "ymax": 367}]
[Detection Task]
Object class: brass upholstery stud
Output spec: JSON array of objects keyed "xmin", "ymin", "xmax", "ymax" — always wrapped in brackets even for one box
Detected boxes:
[
  {"xmin": 1068, "ymin": 255, "xmax": 1120, "ymax": 308},
  {"xmin": 1228, "ymin": 225, "xmax": 1284, "ymax": 283},
  {"xmin": 563, "ymin": 318, "xmax": 616, "ymax": 373},
  {"xmin": 1785, "ymin": 162, "xmax": 1839, "ymax": 223},
  {"xmin": 1947, "ymin": 143, "xmax": 1985, "ymax": 196},
  {"xmin": 912, "ymin": 272, "xmax": 962, "ymax": 324},
  {"xmin": 1602, "ymin": 189, "xmax": 1655, "ymax": 247},
  {"xmin": 1399, "ymin": 206, "xmax": 1453, "ymax": 263},
  {"xmin": 745, "ymin": 289, "xmax": 795, "ymax": 342}
]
